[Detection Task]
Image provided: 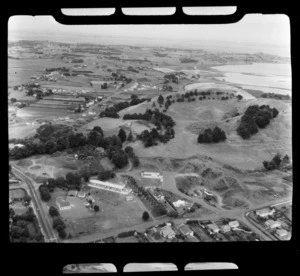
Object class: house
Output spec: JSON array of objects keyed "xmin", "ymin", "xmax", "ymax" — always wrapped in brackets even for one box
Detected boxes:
[
  {"xmin": 221, "ymin": 225, "xmax": 231, "ymax": 233},
  {"xmin": 150, "ymin": 227, "xmax": 158, "ymax": 233},
  {"xmin": 83, "ymin": 201, "xmax": 90, "ymax": 207},
  {"xmin": 173, "ymin": 200, "xmax": 187, "ymax": 208},
  {"xmin": 160, "ymin": 225, "xmax": 176, "ymax": 239},
  {"xmin": 256, "ymin": 208, "xmax": 275, "ymax": 218},
  {"xmin": 178, "ymin": 224, "xmax": 194, "ymax": 237},
  {"xmin": 87, "ymin": 195, "xmax": 95, "ymax": 203},
  {"xmin": 56, "ymin": 197, "xmax": 71, "ymax": 211},
  {"xmin": 67, "ymin": 190, "xmax": 78, "ymax": 197},
  {"xmin": 228, "ymin": 220, "xmax": 239, "ymax": 229},
  {"xmin": 14, "ymin": 144, "xmax": 25, "ymax": 148},
  {"xmin": 276, "ymin": 229, "xmax": 289, "ymax": 238},
  {"xmin": 77, "ymin": 191, "xmax": 86, "ymax": 198},
  {"xmin": 265, "ymin": 220, "xmax": 281, "ymax": 229},
  {"xmin": 207, "ymin": 224, "xmax": 220, "ymax": 233}
]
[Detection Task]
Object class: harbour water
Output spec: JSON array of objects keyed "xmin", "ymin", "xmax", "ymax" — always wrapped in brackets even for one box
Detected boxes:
[{"xmin": 211, "ymin": 63, "xmax": 291, "ymax": 95}]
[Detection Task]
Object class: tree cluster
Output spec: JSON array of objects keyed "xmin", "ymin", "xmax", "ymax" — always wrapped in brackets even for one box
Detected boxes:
[
  {"xmin": 164, "ymin": 74, "xmax": 179, "ymax": 84},
  {"xmin": 45, "ymin": 67, "xmax": 69, "ymax": 73},
  {"xmin": 39, "ymin": 172, "xmax": 83, "ymax": 202},
  {"xmin": 261, "ymin": 92, "xmax": 290, "ymax": 100},
  {"xmin": 98, "ymin": 170, "xmax": 115, "ymax": 181},
  {"xmin": 262, "ymin": 153, "xmax": 290, "ymax": 171},
  {"xmin": 10, "ymin": 207, "xmax": 44, "ymax": 243},
  {"xmin": 180, "ymin": 58, "xmax": 198, "ymax": 63},
  {"xmin": 99, "ymin": 95, "xmax": 147, "ymax": 118},
  {"xmin": 124, "ymin": 176, "xmax": 167, "ymax": 217},
  {"xmin": 52, "ymin": 215, "xmax": 67, "ymax": 239},
  {"xmin": 123, "ymin": 109, "xmax": 175, "ymax": 147},
  {"xmin": 124, "ymin": 146, "xmax": 140, "ymax": 167},
  {"xmin": 237, "ymin": 105, "xmax": 279, "ymax": 139},
  {"xmin": 197, "ymin": 127, "xmax": 227, "ymax": 143}
]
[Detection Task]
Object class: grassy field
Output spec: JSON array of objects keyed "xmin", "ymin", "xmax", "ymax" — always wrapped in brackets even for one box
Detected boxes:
[
  {"xmin": 9, "ymin": 188, "xmax": 26, "ymax": 199},
  {"xmin": 126, "ymin": 96, "xmax": 291, "ymax": 171},
  {"xmin": 11, "ymin": 202, "xmax": 28, "ymax": 215},
  {"xmin": 9, "ymin": 123, "xmax": 39, "ymax": 139},
  {"xmin": 65, "ymin": 188, "xmax": 151, "ymax": 238}
]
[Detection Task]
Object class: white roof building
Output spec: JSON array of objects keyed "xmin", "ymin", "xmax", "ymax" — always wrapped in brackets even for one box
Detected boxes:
[
  {"xmin": 56, "ymin": 197, "xmax": 71, "ymax": 211},
  {"xmin": 77, "ymin": 191, "xmax": 86, "ymax": 198},
  {"xmin": 276, "ymin": 229, "xmax": 289, "ymax": 238},
  {"xmin": 221, "ymin": 225, "xmax": 231, "ymax": 233},
  {"xmin": 178, "ymin": 224, "xmax": 194, "ymax": 237},
  {"xmin": 88, "ymin": 179, "xmax": 131, "ymax": 195},
  {"xmin": 207, "ymin": 224, "xmax": 220, "ymax": 233},
  {"xmin": 126, "ymin": 196, "xmax": 134, "ymax": 201},
  {"xmin": 173, "ymin": 200, "xmax": 187, "ymax": 208},
  {"xmin": 141, "ymin": 172, "xmax": 163, "ymax": 182},
  {"xmin": 228, "ymin": 220, "xmax": 239, "ymax": 229},
  {"xmin": 14, "ymin": 144, "xmax": 25, "ymax": 148},
  {"xmin": 265, "ymin": 220, "xmax": 281, "ymax": 229},
  {"xmin": 160, "ymin": 225, "xmax": 176, "ymax": 239},
  {"xmin": 256, "ymin": 208, "xmax": 275, "ymax": 218}
]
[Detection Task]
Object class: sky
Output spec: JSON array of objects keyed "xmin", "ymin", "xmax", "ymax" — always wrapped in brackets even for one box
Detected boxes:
[{"xmin": 8, "ymin": 12, "xmax": 290, "ymax": 56}]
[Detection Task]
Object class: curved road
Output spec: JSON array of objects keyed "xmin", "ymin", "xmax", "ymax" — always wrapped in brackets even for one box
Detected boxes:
[{"xmin": 11, "ymin": 165, "xmax": 58, "ymax": 243}]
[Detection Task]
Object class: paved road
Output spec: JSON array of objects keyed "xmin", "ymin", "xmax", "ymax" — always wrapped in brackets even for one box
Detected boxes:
[{"xmin": 11, "ymin": 165, "xmax": 58, "ymax": 243}]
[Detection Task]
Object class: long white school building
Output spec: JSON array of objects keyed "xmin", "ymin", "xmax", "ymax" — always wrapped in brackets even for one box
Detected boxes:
[
  {"xmin": 88, "ymin": 179, "xmax": 132, "ymax": 195},
  {"xmin": 141, "ymin": 172, "xmax": 163, "ymax": 182}
]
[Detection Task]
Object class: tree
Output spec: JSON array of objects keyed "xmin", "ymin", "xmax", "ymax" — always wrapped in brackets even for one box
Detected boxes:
[
  {"xmin": 52, "ymin": 216, "xmax": 66, "ymax": 230},
  {"xmin": 127, "ymin": 131, "xmax": 133, "ymax": 142},
  {"xmin": 132, "ymin": 155, "xmax": 140, "ymax": 167},
  {"xmin": 282, "ymin": 154, "xmax": 290, "ymax": 164},
  {"xmin": 124, "ymin": 146, "xmax": 134, "ymax": 155},
  {"xmin": 9, "ymin": 208, "xmax": 15, "ymax": 218},
  {"xmin": 23, "ymin": 195, "xmax": 31, "ymax": 205},
  {"xmin": 272, "ymin": 108, "xmax": 279, "ymax": 118},
  {"xmin": 157, "ymin": 95, "xmax": 164, "ymax": 105},
  {"xmin": 93, "ymin": 126, "xmax": 104, "ymax": 137},
  {"xmin": 142, "ymin": 211, "xmax": 150, "ymax": 221},
  {"xmin": 40, "ymin": 187, "xmax": 51, "ymax": 201},
  {"xmin": 65, "ymin": 172, "xmax": 81, "ymax": 189},
  {"xmin": 168, "ymin": 210, "xmax": 178, "ymax": 218},
  {"xmin": 68, "ymin": 132, "xmax": 86, "ymax": 148},
  {"xmin": 49, "ymin": 206, "xmax": 60, "ymax": 217},
  {"xmin": 118, "ymin": 128, "xmax": 127, "ymax": 143},
  {"xmin": 82, "ymin": 172, "xmax": 90, "ymax": 182},
  {"xmin": 272, "ymin": 153, "xmax": 282, "ymax": 167},
  {"xmin": 111, "ymin": 150, "xmax": 128, "ymax": 168},
  {"xmin": 237, "ymin": 95, "xmax": 243, "ymax": 101},
  {"xmin": 58, "ymin": 229, "xmax": 67, "ymax": 239},
  {"xmin": 94, "ymin": 205, "xmax": 100, "ymax": 212},
  {"xmin": 98, "ymin": 170, "xmax": 115, "ymax": 181}
]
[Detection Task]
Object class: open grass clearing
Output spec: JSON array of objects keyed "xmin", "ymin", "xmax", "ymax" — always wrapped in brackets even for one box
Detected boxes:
[
  {"xmin": 9, "ymin": 188, "xmax": 26, "ymax": 199},
  {"xmin": 65, "ymin": 189, "xmax": 150, "ymax": 238}
]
